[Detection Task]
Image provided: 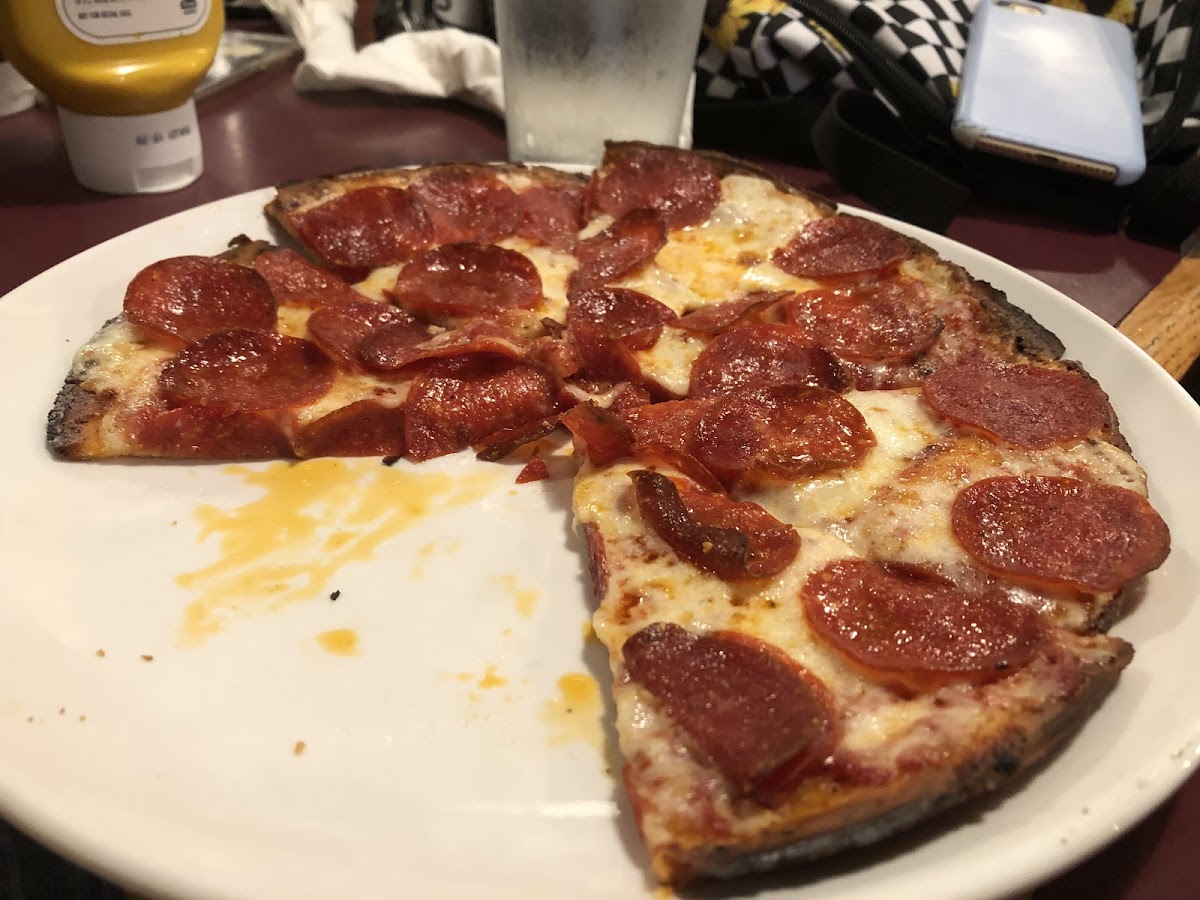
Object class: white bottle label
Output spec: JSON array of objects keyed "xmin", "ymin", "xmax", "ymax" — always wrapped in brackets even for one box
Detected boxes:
[{"xmin": 56, "ymin": 0, "xmax": 212, "ymax": 46}]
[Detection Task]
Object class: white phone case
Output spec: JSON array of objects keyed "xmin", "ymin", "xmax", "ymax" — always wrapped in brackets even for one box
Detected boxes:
[{"xmin": 952, "ymin": 0, "xmax": 1146, "ymax": 186}]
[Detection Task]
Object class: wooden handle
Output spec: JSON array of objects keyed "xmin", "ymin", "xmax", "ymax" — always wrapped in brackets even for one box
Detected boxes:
[{"xmin": 1118, "ymin": 248, "xmax": 1200, "ymax": 381}]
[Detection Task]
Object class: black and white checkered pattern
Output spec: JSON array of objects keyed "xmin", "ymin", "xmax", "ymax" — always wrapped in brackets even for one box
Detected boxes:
[
  {"xmin": 831, "ymin": 0, "xmax": 975, "ymax": 106},
  {"xmin": 696, "ymin": 0, "xmax": 1196, "ymax": 133},
  {"xmin": 695, "ymin": 0, "xmax": 975, "ymax": 106},
  {"xmin": 1132, "ymin": 0, "xmax": 1198, "ymax": 126},
  {"xmin": 695, "ymin": 5, "xmax": 862, "ymax": 102}
]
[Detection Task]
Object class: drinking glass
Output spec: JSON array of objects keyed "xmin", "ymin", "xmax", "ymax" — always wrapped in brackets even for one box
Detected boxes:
[{"xmin": 494, "ymin": 0, "xmax": 706, "ymax": 166}]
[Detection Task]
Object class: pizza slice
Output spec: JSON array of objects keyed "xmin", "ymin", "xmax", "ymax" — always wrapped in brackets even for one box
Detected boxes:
[
  {"xmin": 48, "ymin": 162, "xmax": 594, "ymax": 462},
  {"xmin": 566, "ymin": 380, "xmax": 1167, "ymax": 883}
]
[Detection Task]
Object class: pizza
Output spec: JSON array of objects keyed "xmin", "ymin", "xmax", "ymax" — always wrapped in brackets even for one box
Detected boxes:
[{"xmin": 47, "ymin": 142, "xmax": 1171, "ymax": 886}]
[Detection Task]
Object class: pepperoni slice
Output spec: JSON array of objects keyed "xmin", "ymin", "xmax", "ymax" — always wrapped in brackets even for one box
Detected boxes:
[
  {"xmin": 130, "ymin": 405, "xmax": 292, "ymax": 460},
  {"xmin": 306, "ymin": 300, "xmax": 425, "ymax": 371},
  {"xmin": 622, "ymin": 622, "xmax": 835, "ymax": 805},
  {"xmin": 390, "ymin": 243, "xmax": 543, "ymax": 320},
  {"xmin": 408, "ymin": 167, "xmax": 522, "ymax": 244},
  {"xmin": 404, "ymin": 356, "xmax": 559, "ymax": 461},
  {"xmin": 688, "ymin": 323, "xmax": 848, "ymax": 399},
  {"xmin": 785, "ymin": 280, "xmax": 942, "ymax": 361},
  {"xmin": 692, "ymin": 385, "xmax": 876, "ymax": 484},
  {"xmin": 923, "ymin": 359, "xmax": 1116, "ymax": 449},
  {"xmin": 559, "ymin": 402, "xmax": 635, "ymax": 467},
  {"xmin": 124, "ymin": 256, "xmax": 277, "ymax": 344},
  {"xmin": 516, "ymin": 182, "xmax": 585, "ymax": 250},
  {"xmin": 159, "ymin": 330, "xmax": 335, "ymax": 412},
  {"xmin": 252, "ymin": 248, "xmax": 365, "ymax": 309},
  {"xmin": 620, "ymin": 398, "xmax": 713, "ymax": 453},
  {"xmin": 527, "ymin": 333, "xmax": 581, "ymax": 380},
  {"xmin": 670, "ymin": 292, "xmax": 789, "ymax": 336},
  {"xmin": 619, "ymin": 399, "xmax": 720, "ymax": 492},
  {"xmin": 567, "ymin": 322, "xmax": 644, "ymax": 385},
  {"xmin": 360, "ymin": 319, "xmax": 531, "ymax": 373},
  {"xmin": 608, "ymin": 383, "xmax": 654, "ymax": 413},
  {"xmin": 803, "ymin": 560, "xmax": 1044, "ymax": 689},
  {"xmin": 631, "ymin": 443, "xmax": 725, "ymax": 495},
  {"xmin": 516, "ymin": 458, "xmax": 550, "ymax": 484},
  {"xmin": 567, "ymin": 287, "xmax": 677, "ymax": 350},
  {"xmin": 295, "ymin": 400, "xmax": 407, "ymax": 458},
  {"xmin": 290, "ymin": 186, "xmax": 431, "ymax": 276},
  {"xmin": 951, "ymin": 476, "xmax": 1171, "ymax": 594},
  {"xmin": 771, "ymin": 215, "xmax": 910, "ymax": 279},
  {"xmin": 474, "ymin": 414, "xmax": 561, "ymax": 462},
  {"xmin": 591, "ymin": 145, "xmax": 722, "ymax": 229},
  {"xmin": 631, "ymin": 470, "xmax": 799, "ymax": 580},
  {"xmin": 568, "ymin": 208, "xmax": 667, "ymax": 292}
]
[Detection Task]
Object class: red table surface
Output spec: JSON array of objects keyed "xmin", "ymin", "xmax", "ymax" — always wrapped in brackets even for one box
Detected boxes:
[{"xmin": 0, "ymin": 57, "xmax": 1196, "ymax": 900}]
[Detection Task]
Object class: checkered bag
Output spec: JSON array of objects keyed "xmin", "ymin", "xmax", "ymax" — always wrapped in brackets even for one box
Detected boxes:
[
  {"xmin": 1135, "ymin": 0, "xmax": 1199, "ymax": 133},
  {"xmin": 696, "ymin": 0, "xmax": 1196, "ymax": 132},
  {"xmin": 693, "ymin": 0, "xmax": 1200, "ymax": 239},
  {"xmin": 696, "ymin": 0, "xmax": 971, "ymax": 113}
]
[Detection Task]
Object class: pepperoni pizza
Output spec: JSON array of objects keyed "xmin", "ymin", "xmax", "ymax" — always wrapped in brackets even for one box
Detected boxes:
[{"xmin": 47, "ymin": 143, "xmax": 1171, "ymax": 886}]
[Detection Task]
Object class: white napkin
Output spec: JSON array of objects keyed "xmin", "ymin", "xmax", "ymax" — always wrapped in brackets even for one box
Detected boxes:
[
  {"xmin": 0, "ymin": 62, "xmax": 37, "ymax": 118},
  {"xmin": 263, "ymin": 0, "xmax": 503, "ymax": 114}
]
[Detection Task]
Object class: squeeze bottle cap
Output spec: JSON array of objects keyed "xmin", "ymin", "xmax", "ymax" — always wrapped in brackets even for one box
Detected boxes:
[{"xmin": 57, "ymin": 99, "xmax": 203, "ymax": 195}]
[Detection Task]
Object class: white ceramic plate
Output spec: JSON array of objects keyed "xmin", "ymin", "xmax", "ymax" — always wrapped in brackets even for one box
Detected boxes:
[{"xmin": 0, "ymin": 192, "xmax": 1198, "ymax": 900}]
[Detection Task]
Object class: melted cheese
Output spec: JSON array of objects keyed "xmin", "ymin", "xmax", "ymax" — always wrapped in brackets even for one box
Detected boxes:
[
  {"xmin": 76, "ymin": 318, "xmax": 173, "ymax": 397},
  {"xmin": 630, "ymin": 327, "xmax": 705, "ymax": 398},
  {"xmin": 294, "ymin": 371, "xmax": 406, "ymax": 428},
  {"xmin": 618, "ymin": 175, "xmax": 824, "ymax": 308},
  {"xmin": 354, "ymin": 265, "xmax": 401, "ymax": 303},
  {"xmin": 748, "ymin": 389, "xmax": 949, "ymax": 531},
  {"xmin": 646, "ymin": 175, "xmax": 826, "ymax": 301},
  {"xmin": 496, "ymin": 238, "xmax": 575, "ymax": 322}
]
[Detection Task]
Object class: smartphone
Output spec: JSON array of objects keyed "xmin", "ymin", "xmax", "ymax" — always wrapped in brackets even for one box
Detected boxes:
[{"xmin": 951, "ymin": 0, "xmax": 1146, "ymax": 186}]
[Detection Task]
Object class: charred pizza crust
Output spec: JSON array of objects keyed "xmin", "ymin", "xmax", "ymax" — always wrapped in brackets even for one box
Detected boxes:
[
  {"xmin": 264, "ymin": 161, "xmax": 589, "ymax": 257},
  {"xmin": 626, "ymin": 632, "xmax": 1130, "ymax": 882},
  {"xmin": 47, "ymin": 329, "xmax": 119, "ymax": 460},
  {"xmin": 267, "ymin": 160, "xmax": 585, "ymax": 214}
]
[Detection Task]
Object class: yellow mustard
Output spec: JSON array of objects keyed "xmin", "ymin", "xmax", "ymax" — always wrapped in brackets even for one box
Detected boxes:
[{"xmin": 0, "ymin": 0, "xmax": 225, "ymax": 193}]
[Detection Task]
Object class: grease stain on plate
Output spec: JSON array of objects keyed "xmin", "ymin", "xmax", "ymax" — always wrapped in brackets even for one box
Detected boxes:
[
  {"xmin": 410, "ymin": 537, "xmax": 463, "ymax": 580},
  {"xmin": 177, "ymin": 459, "xmax": 497, "ymax": 645},
  {"xmin": 491, "ymin": 573, "xmax": 539, "ymax": 617},
  {"xmin": 442, "ymin": 664, "xmax": 510, "ymax": 697},
  {"xmin": 316, "ymin": 628, "xmax": 360, "ymax": 657},
  {"xmin": 440, "ymin": 664, "xmax": 517, "ymax": 710},
  {"xmin": 541, "ymin": 672, "xmax": 603, "ymax": 750},
  {"xmin": 477, "ymin": 663, "xmax": 508, "ymax": 689}
]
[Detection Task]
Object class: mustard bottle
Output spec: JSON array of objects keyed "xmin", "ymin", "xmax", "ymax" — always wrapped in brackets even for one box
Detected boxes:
[{"xmin": 0, "ymin": 0, "xmax": 224, "ymax": 194}]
